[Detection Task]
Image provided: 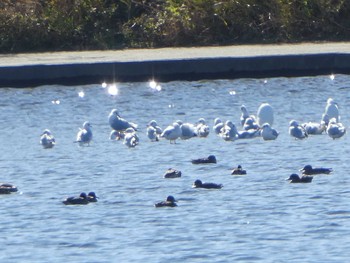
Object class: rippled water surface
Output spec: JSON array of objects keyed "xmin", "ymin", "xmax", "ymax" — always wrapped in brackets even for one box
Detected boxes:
[{"xmin": 1, "ymin": 75, "xmax": 350, "ymax": 262}]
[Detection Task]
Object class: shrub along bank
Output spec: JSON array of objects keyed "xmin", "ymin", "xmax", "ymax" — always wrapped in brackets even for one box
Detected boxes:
[{"xmin": 0, "ymin": 0, "xmax": 350, "ymax": 53}]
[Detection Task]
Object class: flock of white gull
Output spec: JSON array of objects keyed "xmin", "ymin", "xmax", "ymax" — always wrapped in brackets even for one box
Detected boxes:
[{"xmin": 38, "ymin": 97, "xmax": 345, "ymax": 149}]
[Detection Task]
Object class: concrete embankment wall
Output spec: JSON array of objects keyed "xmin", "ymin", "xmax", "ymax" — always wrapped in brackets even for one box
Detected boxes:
[{"xmin": 0, "ymin": 43, "xmax": 350, "ymax": 87}]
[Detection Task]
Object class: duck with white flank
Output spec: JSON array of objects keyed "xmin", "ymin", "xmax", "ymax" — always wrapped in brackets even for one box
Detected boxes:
[
  {"xmin": 163, "ymin": 168, "xmax": 182, "ymax": 178},
  {"xmin": 0, "ymin": 183, "xmax": 18, "ymax": 194},
  {"xmin": 231, "ymin": 165, "xmax": 247, "ymax": 175}
]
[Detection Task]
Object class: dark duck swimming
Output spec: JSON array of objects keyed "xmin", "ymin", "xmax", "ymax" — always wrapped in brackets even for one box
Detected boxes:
[
  {"xmin": 300, "ymin": 165, "xmax": 333, "ymax": 175},
  {"xmin": 154, "ymin": 195, "xmax": 177, "ymax": 207},
  {"xmin": 191, "ymin": 155, "xmax": 217, "ymax": 164},
  {"xmin": 87, "ymin": 192, "xmax": 98, "ymax": 202},
  {"xmin": 163, "ymin": 168, "xmax": 182, "ymax": 178},
  {"xmin": 286, "ymin": 174, "xmax": 313, "ymax": 183},
  {"xmin": 63, "ymin": 192, "xmax": 89, "ymax": 205},
  {"xmin": 231, "ymin": 165, "xmax": 247, "ymax": 175},
  {"xmin": 0, "ymin": 183, "xmax": 18, "ymax": 194},
  {"xmin": 192, "ymin": 179, "xmax": 223, "ymax": 189}
]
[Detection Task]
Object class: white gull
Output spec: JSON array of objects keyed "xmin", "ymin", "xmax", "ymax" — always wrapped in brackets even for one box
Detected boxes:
[
  {"xmin": 76, "ymin": 121, "xmax": 93, "ymax": 146},
  {"xmin": 257, "ymin": 103, "xmax": 274, "ymax": 127},
  {"xmin": 289, "ymin": 120, "xmax": 307, "ymax": 140},
  {"xmin": 160, "ymin": 122, "xmax": 182, "ymax": 143},
  {"xmin": 40, "ymin": 129, "xmax": 55, "ymax": 149},
  {"xmin": 108, "ymin": 109, "xmax": 138, "ymax": 132},
  {"xmin": 326, "ymin": 118, "xmax": 346, "ymax": 139}
]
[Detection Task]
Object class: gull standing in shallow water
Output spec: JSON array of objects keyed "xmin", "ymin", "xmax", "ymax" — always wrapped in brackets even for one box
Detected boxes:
[
  {"xmin": 240, "ymin": 105, "xmax": 257, "ymax": 127},
  {"xmin": 40, "ymin": 129, "xmax": 55, "ymax": 148},
  {"xmin": 177, "ymin": 120, "xmax": 197, "ymax": 140},
  {"xmin": 257, "ymin": 103, "xmax": 274, "ymax": 127},
  {"xmin": 219, "ymin": 120, "xmax": 238, "ymax": 141},
  {"xmin": 160, "ymin": 122, "xmax": 182, "ymax": 143},
  {"xmin": 123, "ymin": 128, "xmax": 139, "ymax": 148},
  {"xmin": 213, "ymin": 118, "xmax": 224, "ymax": 135},
  {"xmin": 146, "ymin": 120, "xmax": 162, "ymax": 142},
  {"xmin": 260, "ymin": 123, "xmax": 279, "ymax": 140},
  {"xmin": 302, "ymin": 121, "xmax": 326, "ymax": 135},
  {"xmin": 289, "ymin": 120, "xmax": 308, "ymax": 140},
  {"xmin": 196, "ymin": 118, "xmax": 210, "ymax": 137},
  {"xmin": 323, "ymin": 98, "xmax": 339, "ymax": 123},
  {"xmin": 76, "ymin": 121, "xmax": 93, "ymax": 146},
  {"xmin": 108, "ymin": 109, "xmax": 138, "ymax": 132},
  {"xmin": 326, "ymin": 117, "xmax": 346, "ymax": 139},
  {"xmin": 243, "ymin": 117, "xmax": 259, "ymax": 131}
]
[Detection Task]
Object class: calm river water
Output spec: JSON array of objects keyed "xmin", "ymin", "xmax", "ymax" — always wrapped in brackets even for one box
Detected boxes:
[{"xmin": 1, "ymin": 75, "xmax": 350, "ymax": 262}]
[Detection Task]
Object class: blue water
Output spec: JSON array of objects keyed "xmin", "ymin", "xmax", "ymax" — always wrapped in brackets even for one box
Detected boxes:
[{"xmin": 1, "ymin": 75, "xmax": 350, "ymax": 262}]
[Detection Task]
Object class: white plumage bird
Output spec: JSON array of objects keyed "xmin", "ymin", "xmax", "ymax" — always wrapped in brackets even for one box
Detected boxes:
[
  {"xmin": 260, "ymin": 123, "xmax": 279, "ymax": 140},
  {"xmin": 196, "ymin": 118, "xmax": 210, "ymax": 137},
  {"xmin": 40, "ymin": 129, "xmax": 55, "ymax": 149},
  {"xmin": 76, "ymin": 121, "xmax": 93, "ymax": 146},
  {"xmin": 213, "ymin": 118, "xmax": 224, "ymax": 135},
  {"xmin": 160, "ymin": 122, "xmax": 182, "ymax": 143},
  {"xmin": 289, "ymin": 120, "xmax": 307, "ymax": 140},
  {"xmin": 323, "ymin": 98, "xmax": 339, "ymax": 123},
  {"xmin": 326, "ymin": 118, "xmax": 346, "ymax": 139},
  {"xmin": 123, "ymin": 128, "xmax": 139, "ymax": 147},
  {"xmin": 108, "ymin": 109, "xmax": 138, "ymax": 132}
]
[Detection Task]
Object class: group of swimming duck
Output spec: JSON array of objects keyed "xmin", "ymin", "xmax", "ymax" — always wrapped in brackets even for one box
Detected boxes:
[
  {"xmin": 0, "ymin": 183, "xmax": 98, "ymax": 205},
  {"xmin": 157, "ymin": 161, "xmax": 333, "ymax": 207},
  {"xmin": 286, "ymin": 164, "xmax": 333, "ymax": 183}
]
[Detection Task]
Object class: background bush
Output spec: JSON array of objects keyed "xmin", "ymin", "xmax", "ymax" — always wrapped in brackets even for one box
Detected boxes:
[{"xmin": 0, "ymin": 0, "xmax": 350, "ymax": 52}]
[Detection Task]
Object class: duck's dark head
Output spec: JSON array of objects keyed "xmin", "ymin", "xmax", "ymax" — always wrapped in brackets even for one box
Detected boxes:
[
  {"xmin": 88, "ymin": 192, "xmax": 98, "ymax": 198},
  {"xmin": 80, "ymin": 192, "xmax": 88, "ymax": 199},
  {"xmin": 166, "ymin": 195, "xmax": 176, "ymax": 203},
  {"xmin": 208, "ymin": 155, "xmax": 216, "ymax": 162},
  {"xmin": 301, "ymin": 165, "xmax": 313, "ymax": 172},
  {"xmin": 287, "ymin": 174, "xmax": 300, "ymax": 181},
  {"xmin": 194, "ymin": 179, "xmax": 202, "ymax": 187}
]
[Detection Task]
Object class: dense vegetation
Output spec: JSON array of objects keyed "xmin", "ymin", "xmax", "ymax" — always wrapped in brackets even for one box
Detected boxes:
[{"xmin": 0, "ymin": 0, "xmax": 349, "ymax": 53}]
